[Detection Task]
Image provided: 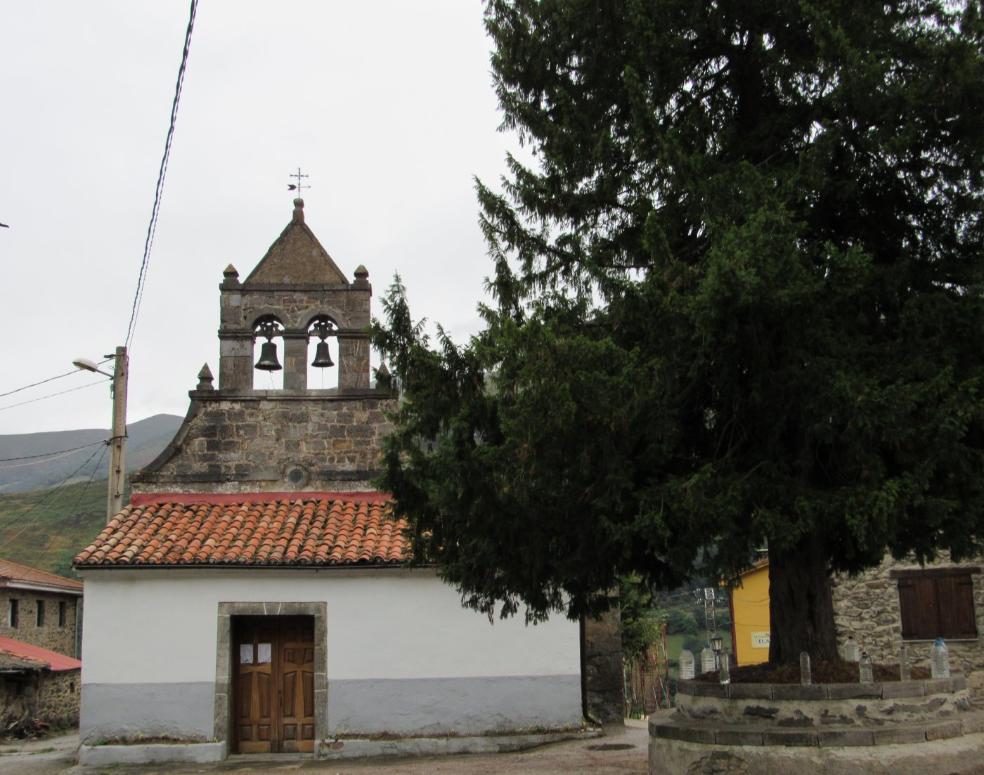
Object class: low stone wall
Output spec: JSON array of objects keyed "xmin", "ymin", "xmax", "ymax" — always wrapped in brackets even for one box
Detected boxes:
[
  {"xmin": 650, "ymin": 677, "xmax": 984, "ymax": 774},
  {"xmin": 650, "ymin": 731, "xmax": 984, "ymax": 775},
  {"xmin": 674, "ymin": 676, "xmax": 971, "ymax": 728}
]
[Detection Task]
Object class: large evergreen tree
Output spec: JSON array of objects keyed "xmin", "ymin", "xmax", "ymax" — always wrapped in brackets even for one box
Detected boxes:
[{"xmin": 373, "ymin": 1, "xmax": 984, "ymax": 663}]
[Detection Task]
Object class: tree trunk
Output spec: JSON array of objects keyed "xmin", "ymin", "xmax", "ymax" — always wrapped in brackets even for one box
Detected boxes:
[{"xmin": 768, "ymin": 532, "xmax": 839, "ymax": 664}]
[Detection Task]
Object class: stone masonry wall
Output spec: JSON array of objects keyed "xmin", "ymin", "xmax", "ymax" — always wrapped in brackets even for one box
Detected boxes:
[
  {"xmin": 0, "ymin": 590, "xmax": 78, "ymax": 657},
  {"xmin": 0, "ymin": 670, "xmax": 80, "ymax": 729},
  {"xmin": 0, "ymin": 674, "xmax": 31, "ymax": 729},
  {"xmin": 582, "ymin": 604, "xmax": 625, "ymax": 724},
  {"xmin": 35, "ymin": 668, "xmax": 81, "ymax": 727},
  {"xmin": 832, "ymin": 552, "xmax": 984, "ymax": 678},
  {"xmin": 132, "ymin": 395, "xmax": 395, "ymax": 494}
]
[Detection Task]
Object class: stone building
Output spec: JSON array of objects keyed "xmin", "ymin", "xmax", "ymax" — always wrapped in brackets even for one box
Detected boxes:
[
  {"xmin": 832, "ymin": 552, "xmax": 984, "ymax": 682},
  {"xmin": 75, "ymin": 199, "xmax": 611, "ymax": 765},
  {"xmin": 0, "ymin": 558, "xmax": 83, "ymax": 658},
  {"xmin": 0, "ymin": 636, "xmax": 81, "ymax": 730}
]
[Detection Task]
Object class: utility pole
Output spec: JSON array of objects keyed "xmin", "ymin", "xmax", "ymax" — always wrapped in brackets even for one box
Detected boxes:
[
  {"xmin": 72, "ymin": 346, "xmax": 130, "ymax": 522},
  {"xmin": 107, "ymin": 346, "xmax": 128, "ymax": 522}
]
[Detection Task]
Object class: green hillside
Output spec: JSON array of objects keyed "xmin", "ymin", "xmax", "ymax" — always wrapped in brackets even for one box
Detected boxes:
[
  {"xmin": 0, "ymin": 413, "xmax": 181, "ymax": 493},
  {"xmin": 0, "ymin": 478, "xmax": 120, "ymax": 579}
]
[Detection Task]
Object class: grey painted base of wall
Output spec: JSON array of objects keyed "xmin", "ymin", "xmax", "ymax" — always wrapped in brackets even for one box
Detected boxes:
[
  {"xmin": 81, "ymin": 682, "xmax": 215, "ymax": 743},
  {"xmin": 319, "ymin": 728, "xmax": 598, "ymax": 759},
  {"xmin": 327, "ymin": 674, "xmax": 583, "ymax": 735},
  {"xmin": 79, "ymin": 741, "xmax": 226, "ymax": 766},
  {"xmin": 82, "ymin": 674, "xmax": 582, "ymax": 744}
]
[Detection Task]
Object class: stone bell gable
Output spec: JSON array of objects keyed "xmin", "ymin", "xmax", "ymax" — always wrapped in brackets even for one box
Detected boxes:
[
  {"xmin": 131, "ymin": 198, "xmax": 393, "ymax": 495},
  {"xmin": 219, "ymin": 198, "xmax": 371, "ymax": 393}
]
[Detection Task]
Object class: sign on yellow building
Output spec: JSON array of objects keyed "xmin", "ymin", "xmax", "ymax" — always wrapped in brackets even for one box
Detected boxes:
[{"xmin": 728, "ymin": 559, "xmax": 771, "ymax": 666}]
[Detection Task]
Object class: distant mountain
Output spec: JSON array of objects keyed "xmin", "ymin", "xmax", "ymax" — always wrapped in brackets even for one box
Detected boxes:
[
  {"xmin": 0, "ymin": 478, "xmax": 110, "ymax": 579},
  {"xmin": 0, "ymin": 413, "xmax": 182, "ymax": 494}
]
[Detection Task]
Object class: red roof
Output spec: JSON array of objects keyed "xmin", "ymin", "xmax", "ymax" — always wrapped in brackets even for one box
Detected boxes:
[
  {"xmin": 0, "ymin": 636, "xmax": 81, "ymax": 672},
  {"xmin": 75, "ymin": 493, "xmax": 409, "ymax": 568},
  {"xmin": 0, "ymin": 558, "xmax": 83, "ymax": 593}
]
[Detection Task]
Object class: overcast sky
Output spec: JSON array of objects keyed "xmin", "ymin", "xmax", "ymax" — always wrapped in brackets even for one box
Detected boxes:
[{"xmin": 0, "ymin": 1, "xmax": 518, "ymax": 435}]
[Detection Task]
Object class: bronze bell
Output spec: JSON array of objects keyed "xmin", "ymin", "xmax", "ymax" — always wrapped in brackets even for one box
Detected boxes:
[
  {"xmin": 311, "ymin": 340, "xmax": 334, "ymax": 368},
  {"xmin": 254, "ymin": 340, "xmax": 282, "ymax": 371}
]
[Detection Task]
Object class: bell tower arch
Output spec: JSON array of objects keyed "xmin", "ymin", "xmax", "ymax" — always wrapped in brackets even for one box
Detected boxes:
[{"xmin": 217, "ymin": 198, "xmax": 371, "ymax": 395}]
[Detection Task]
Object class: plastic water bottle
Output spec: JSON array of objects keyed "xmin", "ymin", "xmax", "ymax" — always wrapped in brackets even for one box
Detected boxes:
[
  {"xmin": 841, "ymin": 635, "xmax": 860, "ymax": 662},
  {"xmin": 859, "ymin": 651, "xmax": 873, "ymax": 684},
  {"xmin": 679, "ymin": 649, "xmax": 695, "ymax": 680},
  {"xmin": 799, "ymin": 651, "xmax": 812, "ymax": 685},
  {"xmin": 700, "ymin": 647, "xmax": 716, "ymax": 675},
  {"xmin": 931, "ymin": 637, "xmax": 950, "ymax": 679}
]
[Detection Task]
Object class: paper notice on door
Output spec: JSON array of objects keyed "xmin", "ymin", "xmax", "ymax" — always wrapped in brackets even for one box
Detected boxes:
[
  {"xmin": 239, "ymin": 644, "xmax": 253, "ymax": 664},
  {"xmin": 751, "ymin": 631, "xmax": 771, "ymax": 649},
  {"xmin": 258, "ymin": 642, "xmax": 272, "ymax": 664}
]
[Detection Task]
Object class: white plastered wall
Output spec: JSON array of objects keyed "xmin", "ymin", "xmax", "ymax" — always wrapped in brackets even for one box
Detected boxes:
[{"xmin": 80, "ymin": 568, "xmax": 581, "ymax": 685}]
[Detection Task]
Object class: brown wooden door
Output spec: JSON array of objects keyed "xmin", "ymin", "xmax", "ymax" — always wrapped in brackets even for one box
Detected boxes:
[
  {"xmin": 279, "ymin": 619, "xmax": 316, "ymax": 752},
  {"xmin": 234, "ymin": 616, "xmax": 315, "ymax": 753}
]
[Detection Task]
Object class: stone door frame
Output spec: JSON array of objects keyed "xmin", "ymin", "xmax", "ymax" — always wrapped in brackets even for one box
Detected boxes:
[{"xmin": 214, "ymin": 602, "xmax": 328, "ymax": 754}]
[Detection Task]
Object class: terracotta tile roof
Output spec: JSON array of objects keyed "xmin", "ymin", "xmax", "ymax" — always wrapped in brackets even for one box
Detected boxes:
[
  {"xmin": 74, "ymin": 493, "xmax": 408, "ymax": 568},
  {"xmin": 0, "ymin": 636, "xmax": 81, "ymax": 672},
  {"xmin": 0, "ymin": 558, "xmax": 83, "ymax": 593}
]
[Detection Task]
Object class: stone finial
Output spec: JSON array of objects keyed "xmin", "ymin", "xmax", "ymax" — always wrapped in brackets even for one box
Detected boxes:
[
  {"xmin": 222, "ymin": 264, "xmax": 240, "ymax": 288},
  {"xmin": 292, "ymin": 198, "xmax": 305, "ymax": 223},
  {"xmin": 197, "ymin": 363, "xmax": 215, "ymax": 391},
  {"xmin": 353, "ymin": 264, "xmax": 370, "ymax": 288}
]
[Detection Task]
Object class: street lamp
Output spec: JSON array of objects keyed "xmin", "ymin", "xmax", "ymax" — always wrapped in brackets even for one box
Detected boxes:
[{"xmin": 73, "ymin": 346, "xmax": 128, "ymax": 522}]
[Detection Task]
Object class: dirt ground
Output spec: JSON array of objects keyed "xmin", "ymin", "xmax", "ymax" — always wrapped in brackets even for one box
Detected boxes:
[{"xmin": 0, "ymin": 722, "xmax": 648, "ymax": 775}]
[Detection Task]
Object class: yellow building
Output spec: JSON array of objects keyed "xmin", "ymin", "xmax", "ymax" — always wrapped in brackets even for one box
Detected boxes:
[{"xmin": 729, "ymin": 559, "xmax": 771, "ymax": 666}]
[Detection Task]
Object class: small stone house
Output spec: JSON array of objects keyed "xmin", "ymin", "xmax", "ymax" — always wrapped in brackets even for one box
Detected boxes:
[
  {"xmin": 831, "ymin": 552, "xmax": 984, "ymax": 682},
  {"xmin": 0, "ymin": 635, "xmax": 82, "ymax": 730},
  {"xmin": 74, "ymin": 199, "xmax": 619, "ymax": 764},
  {"xmin": 0, "ymin": 558, "xmax": 83, "ymax": 658}
]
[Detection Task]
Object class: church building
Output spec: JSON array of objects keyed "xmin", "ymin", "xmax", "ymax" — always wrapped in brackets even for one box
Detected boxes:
[{"xmin": 74, "ymin": 199, "xmax": 610, "ymax": 764}]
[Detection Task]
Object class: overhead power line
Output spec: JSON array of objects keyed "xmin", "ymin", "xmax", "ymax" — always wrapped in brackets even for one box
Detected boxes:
[
  {"xmin": 32, "ymin": 443, "xmax": 109, "ymax": 567},
  {"xmin": 0, "ymin": 381, "xmax": 107, "ymax": 414},
  {"xmin": 2, "ymin": 445, "xmax": 107, "ymax": 545},
  {"xmin": 0, "ymin": 440, "xmax": 108, "ymax": 467},
  {"xmin": 1, "ymin": 368, "xmax": 82, "ymax": 399},
  {"xmin": 0, "ymin": 357, "xmax": 111, "ymax": 401},
  {"xmin": 124, "ymin": 0, "xmax": 198, "ymax": 350}
]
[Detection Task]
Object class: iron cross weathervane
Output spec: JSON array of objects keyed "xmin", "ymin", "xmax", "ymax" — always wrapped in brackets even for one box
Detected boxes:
[{"xmin": 288, "ymin": 167, "xmax": 310, "ymax": 196}]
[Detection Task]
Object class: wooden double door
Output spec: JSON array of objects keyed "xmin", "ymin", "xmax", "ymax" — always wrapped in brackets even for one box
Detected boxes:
[{"xmin": 233, "ymin": 616, "xmax": 315, "ymax": 753}]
